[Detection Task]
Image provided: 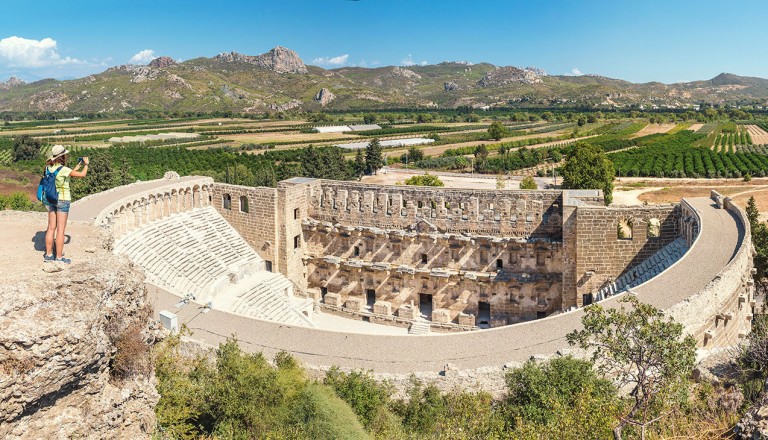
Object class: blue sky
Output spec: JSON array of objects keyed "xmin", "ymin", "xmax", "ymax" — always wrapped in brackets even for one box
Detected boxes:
[{"xmin": 1, "ymin": 0, "xmax": 767, "ymax": 83}]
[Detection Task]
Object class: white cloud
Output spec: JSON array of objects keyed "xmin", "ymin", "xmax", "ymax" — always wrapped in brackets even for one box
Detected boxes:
[
  {"xmin": 0, "ymin": 36, "xmax": 81, "ymax": 67},
  {"xmin": 130, "ymin": 49, "xmax": 156, "ymax": 64},
  {"xmin": 312, "ymin": 54, "xmax": 349, "ymax": 66},
  {"xmin": 401, "ymin": 54, "xmax": 428, "ymax": 67},
  {"xmin": 568, "ymin": 67, "xmax": 583, "ymax": 76}
]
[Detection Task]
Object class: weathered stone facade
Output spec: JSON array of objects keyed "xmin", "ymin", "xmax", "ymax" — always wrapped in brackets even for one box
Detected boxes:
[{"xmin": 210, "ymin": 179, "xmax": 703, "ymax": 331}]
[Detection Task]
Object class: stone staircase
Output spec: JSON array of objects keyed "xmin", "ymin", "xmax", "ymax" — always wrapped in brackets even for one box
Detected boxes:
[
  {"xmin": 409, "ymin": 320, "xmax": 431, "ymax": 335},
  {"xmin": 595, "ymin": 237, "xmax": 688, "ymax": 301}
]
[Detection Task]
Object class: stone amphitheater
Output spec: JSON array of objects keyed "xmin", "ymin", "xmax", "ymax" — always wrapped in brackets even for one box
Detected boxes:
[{"xmin": 70, "ymin": 174, "xmax": 757, "ymax": 375}]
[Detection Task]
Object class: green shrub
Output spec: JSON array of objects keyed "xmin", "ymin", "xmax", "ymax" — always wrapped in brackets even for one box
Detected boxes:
[
  {"xmin": 404, "ymin": 173, "xmax": 444, "ymax": 187},
  {"xmin": 519, "ymin": 176, "xmax": 537, "ymax": 190}
]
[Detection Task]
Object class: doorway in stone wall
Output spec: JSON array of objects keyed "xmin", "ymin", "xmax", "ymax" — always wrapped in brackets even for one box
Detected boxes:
[
  {"xmin": 366, "ymin": 289, "xmax": 376, "ymax": 308},
  {"xmin": 477, "ymin": 301, "xmax": 491, "ymax": 328},
  {"xmin": 419, "ymin": 293, "xmax": 433, "ymax": 319}
]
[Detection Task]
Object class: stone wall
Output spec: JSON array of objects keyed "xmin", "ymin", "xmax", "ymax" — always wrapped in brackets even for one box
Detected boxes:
[
  {"xmin": 666, "ymin": 194, "xmax": 754, "ymax": 348},
  {"xmin": 310, "ymin": 181, "xmax": 564, "ymax": 238},
  {"xmin": 212, "ymin": 184, "xmax": 279, "ymax": 271},
  {"xmin": 568, "ymin": 204, "xmax": 681, "ymax": 306}
]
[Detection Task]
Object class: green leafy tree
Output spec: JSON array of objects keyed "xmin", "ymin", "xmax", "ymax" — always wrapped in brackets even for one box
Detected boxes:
[
  {"xmin": 365, "ymin": 138, "xmax": 384, "ymax": 175},
  {"xmin": 519, "ymin": 176, "xmax": 537, "ymax": 190},
  {"xmin": 567, "ymin": 295, "xmax": 697, "ymax": 440},
  {"xmin": 12, "ymin": 134, "xmax": 41, "ymax": 162},
  {"xmin": 561, "ymin": 142, "xmax": 615, "ymax": 205},
  {"xmin": 400, "ymin": 145, "xmax": 424, "ymax": 165},
  {"xmin": 503, "ymin": 356, "xmax": 619, "ymax": 434},
  {"xmin": 488, "ymin": 121, "xmax": 509, "ymax": 141},
  {"xmin": 353, "ymin": 149, "xmax": 366, "ymax": 179},
  {"xmin": 323, "ymin": 367, "xmax": 393, "ymax": 430},
  {"xmin": 747, "ymin": 196, "xmax": 768, "ymax": 285},
  {"xmin": 404, "ymin": 173, "xmax": 444, "ymax": 187},
  {"xmin": 363, "ymin": 113, "xmax": 377, "ymax": 124},
  {"xmin": 474, "ymin": 144, "xmax": 489, "ymax": 172}
]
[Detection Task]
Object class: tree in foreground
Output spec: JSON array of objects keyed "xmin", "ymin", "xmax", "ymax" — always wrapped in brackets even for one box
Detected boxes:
[
  {"xmin": 365, "ymin": 138, "xmax": 384, "ymax": 175},
  {"xmin": 404, "ymin": 173, "xmax": 443, "ymax": 187},
  {"xmin": 504, "ymin": 356, "xmax": 620, "ymax": 438},
  {"xmin": 560, "ymin": 142, "xmax": 615, "ymax": 204},
  {"xmin": 488, "ymin": 121, "xmax": 509, "ymax": 141},
  {"xmin": 566, "ymin": 295, "xmax": 697, "ymax": 440},
  {"xmin": 12, "ymin": 134, "xmax": 41, "ymax": 162},
  {"xmin": 519, "ymin": 176, "xmax": 537, "ymax": 190},
  {"xmin": 746, "ymin": 196, "xmax": 768, "ymax": 286}
]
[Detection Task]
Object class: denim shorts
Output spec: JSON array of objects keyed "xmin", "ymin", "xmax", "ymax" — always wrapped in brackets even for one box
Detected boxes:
[{"xmin": 46, "ymin": 200, "xmax": 71, "ymax": 214}]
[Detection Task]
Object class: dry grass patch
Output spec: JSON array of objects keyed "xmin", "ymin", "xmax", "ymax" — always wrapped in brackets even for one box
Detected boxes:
[{"xmin": 638, "ymin": 186, "xmax": 747, "ymax": 204}]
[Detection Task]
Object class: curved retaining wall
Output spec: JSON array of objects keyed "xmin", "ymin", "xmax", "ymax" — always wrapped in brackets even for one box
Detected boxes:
[{"xmin": 665, "ymin": 194, "xmax": 754, "ymax": 348}]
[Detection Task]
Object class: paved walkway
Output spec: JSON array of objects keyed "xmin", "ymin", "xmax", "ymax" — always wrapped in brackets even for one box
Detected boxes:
[
  {"xmin": 147, "ymin": 197, "xmax": 744, "ymax": 373},
  {"xmin": 69, "ymin": 176, "xmax": 203, "ymax": 223}
]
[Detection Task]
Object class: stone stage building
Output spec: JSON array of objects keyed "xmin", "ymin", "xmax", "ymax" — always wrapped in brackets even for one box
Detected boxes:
[{"xmin": 211, "ymin": 178, "xmax": 731, "ymax": 335}]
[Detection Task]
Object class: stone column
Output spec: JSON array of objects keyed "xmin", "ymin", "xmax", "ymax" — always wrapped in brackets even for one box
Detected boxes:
[{"xmin": 162, "ymin": 193, "xmax": 171, "ymax": 217}]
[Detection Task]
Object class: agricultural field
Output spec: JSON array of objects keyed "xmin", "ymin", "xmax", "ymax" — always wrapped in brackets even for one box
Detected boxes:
[
  {"xmin": 745, "ymin": 124, "xmax": 768, "ymax": 145},
  {"xmin": 4, "ymin": 113, "xmax": 768, "ymax": 204}
]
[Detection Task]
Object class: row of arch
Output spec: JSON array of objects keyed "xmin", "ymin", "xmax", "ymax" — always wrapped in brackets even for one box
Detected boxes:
[{"xmin": 104, "ymin": 183, "xmax": 214, "ymax": 238}]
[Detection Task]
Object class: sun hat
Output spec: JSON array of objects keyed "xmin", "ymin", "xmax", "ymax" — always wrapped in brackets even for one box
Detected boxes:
[{"xmin": 50, "ymin": 144, "xmax": 69, "ymax": 161}]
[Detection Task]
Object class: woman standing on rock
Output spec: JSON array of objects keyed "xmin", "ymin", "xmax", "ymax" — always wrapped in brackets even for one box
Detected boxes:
[{"xmin": 43, "ymin": 145, "xmax": 89, "ymax": 264}]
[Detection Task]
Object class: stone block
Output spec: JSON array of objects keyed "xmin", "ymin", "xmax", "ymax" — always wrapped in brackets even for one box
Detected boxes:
[
  {"xmin": 373, "ymin": 301, "xmax": 392, "ymax": 316},
  {"xmin": 345, "ymin": 297, "xmax": 365, "ymax": 312},
  {"xmin": 458, "ymin": 313, "xmax": 475, "ymax": 327},
  {"xmin": 398, "ymin": 304, "xmax": 419, "ymax": 320},
  {"xmin": 324, "ymin": 292, "xmax": 342, "ymax": 307},
  {"xmin": 432, "ymin": 308, "xmax": 451, "ymax": 324}
]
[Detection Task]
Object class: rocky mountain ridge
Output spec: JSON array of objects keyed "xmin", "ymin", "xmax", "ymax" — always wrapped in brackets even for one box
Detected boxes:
[{"xmin": 2, "ymin": 45, "xmax": 768, "ymax": 113}]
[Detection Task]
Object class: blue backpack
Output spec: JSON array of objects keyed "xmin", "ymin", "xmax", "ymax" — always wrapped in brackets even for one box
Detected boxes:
[{"xmin": 37, "ymin": 166, "xmax": 61, "ymax": 205}]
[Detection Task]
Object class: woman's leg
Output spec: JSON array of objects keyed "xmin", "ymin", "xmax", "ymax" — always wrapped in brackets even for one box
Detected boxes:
[
  {"xmin": 55, "ymin": 211, "xmax": 68, "ymax": 259},
  {"xmin": 45, "ymin": 209, "xmax": 56, "ymax": 256}
]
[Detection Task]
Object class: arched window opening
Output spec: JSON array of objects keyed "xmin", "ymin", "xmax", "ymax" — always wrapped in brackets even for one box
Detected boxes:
[
  {"xmin": 223, "ymin": 193, "xmax": 232, "ymax": 210},
  {"xmin": 617, "ymin": 218, "xmax": 633, "ymax": 240},
  {"xmin": 240, "ymin": 196, "xmax": 249, "ymax": 213},
  {"xmin": 647, "ymin": 218, "xmax": 661, "ymax": 238}
]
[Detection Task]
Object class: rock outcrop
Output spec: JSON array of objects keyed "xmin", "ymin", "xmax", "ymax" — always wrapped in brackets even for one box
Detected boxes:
[
  {"xmin": 0, "ymin": 76, "xmax": 26, "ymax": 90},
  {"xmin": 735, "ymin": 385, "xmax": 768, "ymax": 439},
  {"xmin": 0, "ymin": 212, "xmax": 158, "ymax": 439},
  {"xmin": 390, "ymin": 66, "xmax": 421, "ymax": 80},
  {"xmin": 148, "ymin": 56, "xmax": 176, "ymax": 69},
  {"xmin": 444, "ymin": 81, "xmax": 458, "ymax": 92},
  {"xmin": 215, "ymin": 46, "xmax": 308, "ymax": 74},
  {"xmin": 478, "ymin": 66, "xmax": 543, "ymax": 87},
  {"xmin": 314, "ymin": 88, "xmax": 335, "ymax": 107}
]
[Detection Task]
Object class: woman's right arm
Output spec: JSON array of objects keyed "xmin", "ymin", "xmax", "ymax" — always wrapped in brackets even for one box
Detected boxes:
[{"xmin": 70, "ymin": 157, "xmax": 89, "ymax": 178}]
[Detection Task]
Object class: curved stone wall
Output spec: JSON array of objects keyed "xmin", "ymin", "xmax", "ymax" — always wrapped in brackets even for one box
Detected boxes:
[
  {"xmin": 92, "ymin": 177, "xmax": 214, "ymax": 239},
  {"xmin": 666, "ymin": 193, "xmax": 754, "ymax": 348}
]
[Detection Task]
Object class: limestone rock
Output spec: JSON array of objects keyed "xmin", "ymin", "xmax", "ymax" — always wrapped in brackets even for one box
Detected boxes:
[
  {"xmin": 215, "ymin": 46, "xmax": 308, "ymax": 74},
  {"xmin": 0, "ymin": 76, "xmax": 26, "ymax": 90},
  {"xmin": 314, "ymin": 88, "xmax": 335, "ymax": 107},
  {"xmin": 268, "ymin": 99, "xmax": 302, "ymax": 112},
  {"xmin": 390, "ymin": 66, "xmax": 421, "ymax": 80},
  {"xmin": 148, "ymin": 56, "xmax": 176, "ymax": 69},
  {"xmin": 735, "ymin": 386, "xmax": 768, "ymax": 439},
  {"xmin": 478, "ymin": 66, "xmax": 543, "ymax": 87},
  {"xmin": 444, "ymin": 81, "xmax": 458, "ymax": 92},
  {"xmin": 0, "ymin": 212, "xmax": 158, "ymax": 439}
]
